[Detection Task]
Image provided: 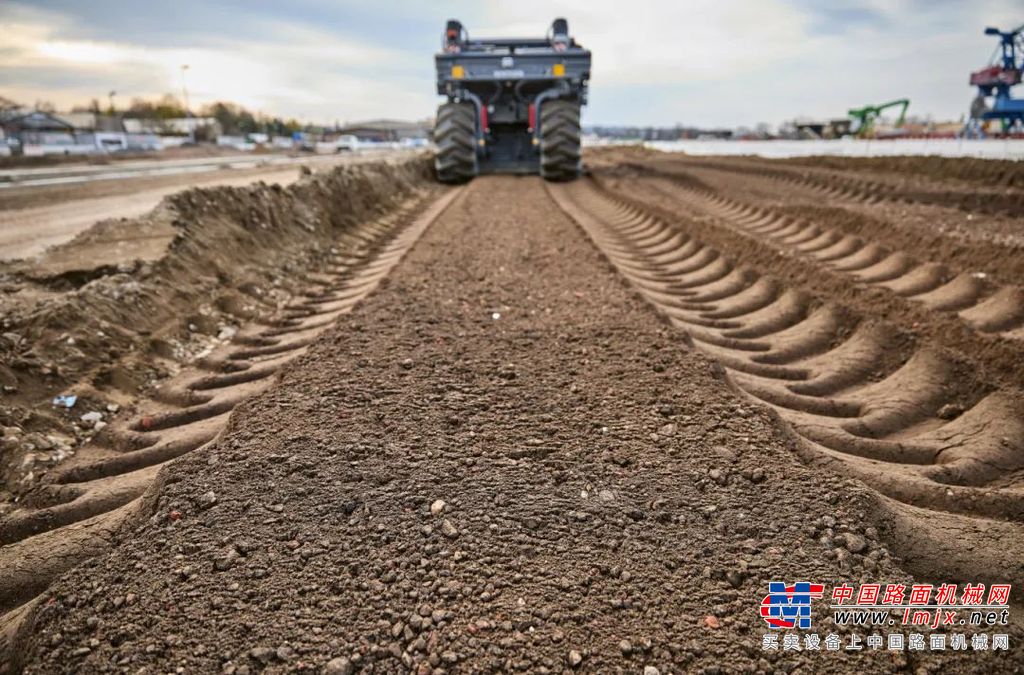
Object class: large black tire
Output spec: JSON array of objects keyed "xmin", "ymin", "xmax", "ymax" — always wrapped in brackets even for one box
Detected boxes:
[
  {"xmin": 540, "ymin": 100, "xmax": 581, "ymax": 181},
  {"xmin": 434, "ymin": 102, "xmax": 478, "ymax": 184}
]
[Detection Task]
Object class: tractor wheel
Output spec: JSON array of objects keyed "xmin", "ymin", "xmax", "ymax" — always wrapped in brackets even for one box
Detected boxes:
[
  {"xmin": 434, "ymin": 102, "xmax": 478, "ymax": 184},
  {"xmin": 540, "ymin": 100, "xmax": 581, "ymax": 182}
]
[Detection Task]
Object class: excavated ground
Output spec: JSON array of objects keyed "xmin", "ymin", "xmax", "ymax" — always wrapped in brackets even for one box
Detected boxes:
[
  {"xmin": 10, "ymin": 172, "xmax": 1024, "ymax": 674},
  {"xmin": 4, "ymin": 150, "xmax": 1024, "ymax": 673},
  {"xmin": 0, "ymin": 156, "xmax": 433, "ymax": 505}
]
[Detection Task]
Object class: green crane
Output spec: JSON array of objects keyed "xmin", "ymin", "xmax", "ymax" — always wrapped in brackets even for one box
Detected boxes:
[{"xmin": 847, "ymin": 99, "xmax": 910, "ymax": 138}]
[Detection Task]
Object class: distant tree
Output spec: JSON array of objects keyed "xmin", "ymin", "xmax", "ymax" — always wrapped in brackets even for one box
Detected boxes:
[
  {"xmin": 203, "ymin": 101, "xmax": 260, "ymax": 135},
  {"xmin": 125, "ymin": 94, "xmax": 187, "ymax": 120},
  {"xmin": 34, "ymin": 99, "xmax": 56, "ymax": 113},
  {"xmin": 59, "ymin": 94, "xmax": 306, "ymax": 137},
  {"xmin": 70, "ymin": 99, "xmax": 103, "ymax": 114}
]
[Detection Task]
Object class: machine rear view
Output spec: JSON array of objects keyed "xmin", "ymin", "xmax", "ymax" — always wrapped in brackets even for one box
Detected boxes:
[{"xmin": 434, "ymin": 18, "xmax": 591, "ymax": 183}]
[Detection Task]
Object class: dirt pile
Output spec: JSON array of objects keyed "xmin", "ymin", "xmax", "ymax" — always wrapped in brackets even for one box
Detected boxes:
[
  {"xmin": 21, "ymin": 176, "xmax": 1009, "ymax": 674},
  {"xmin": 0, "ymin": 155, "xmax": 433, "ymax": 505}
]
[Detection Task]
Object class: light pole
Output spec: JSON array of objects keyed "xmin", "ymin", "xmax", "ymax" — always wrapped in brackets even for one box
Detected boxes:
[
  {"xmin": 180, "ymin": 64, "xmax": 193, "ymax": 143},
  {"xmin": 107, "ymin": 90, "xmax": 116, "ymax": 114}
]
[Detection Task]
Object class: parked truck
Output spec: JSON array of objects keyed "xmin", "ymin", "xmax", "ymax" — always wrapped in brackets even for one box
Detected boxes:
[{"xmin": 433, "ymin": 18, "xmax": 591, "ymax": 183}]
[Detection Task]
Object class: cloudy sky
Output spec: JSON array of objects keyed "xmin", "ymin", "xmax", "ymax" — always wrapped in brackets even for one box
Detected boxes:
[{"xmin": 0, "ymin": 0, "xmax": 1020, "ymax": 128}]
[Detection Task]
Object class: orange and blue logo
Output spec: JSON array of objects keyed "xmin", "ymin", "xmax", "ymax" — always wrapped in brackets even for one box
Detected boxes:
[{"xmin": 761, "ymin": 582, "xmax": 825, "ymax": 629}]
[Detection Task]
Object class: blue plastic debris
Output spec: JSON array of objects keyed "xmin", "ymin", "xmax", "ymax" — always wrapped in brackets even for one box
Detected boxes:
[{"xmin": 52, "ymin": 394, "xmax": 77, "ymax": 408}]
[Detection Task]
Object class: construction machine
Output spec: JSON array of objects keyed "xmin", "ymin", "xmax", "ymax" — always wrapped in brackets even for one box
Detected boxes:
[
  {"xmin": 968, "ymin": 23, "xmax": 1024, "ymax": 135},
  {"xmin": 433, "ymin": 18, "xmax": 591, "ymax": 183},
  {"xmin": 847, "ymin": 99, "xmax": 909, "ymax": 138}
]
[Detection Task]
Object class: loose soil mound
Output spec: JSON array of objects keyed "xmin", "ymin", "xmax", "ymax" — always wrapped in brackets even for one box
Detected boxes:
[{"xmin": 0, "ymin": 156, "xmax": 433, "ymax": 505}]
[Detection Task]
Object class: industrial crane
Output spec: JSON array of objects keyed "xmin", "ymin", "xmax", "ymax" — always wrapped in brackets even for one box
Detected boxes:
[
  {"xmin": 968, "ymin": 23, "xmax": 1024, "ymax": 135},
  {"xmin": 847, "ymin": 99, "xmax": 909, "ymax": 138}
]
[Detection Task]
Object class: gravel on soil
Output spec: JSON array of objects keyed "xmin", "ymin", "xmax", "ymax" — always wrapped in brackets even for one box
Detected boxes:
[{"xmin": 17, "ymin": 176, "xmax": 1022, "ymax": 673}]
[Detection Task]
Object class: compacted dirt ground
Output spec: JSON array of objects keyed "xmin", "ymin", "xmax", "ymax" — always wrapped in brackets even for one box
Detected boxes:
[{"xmin": 3, "ymin": 151, "xmax": 1024, "ymax": 673}]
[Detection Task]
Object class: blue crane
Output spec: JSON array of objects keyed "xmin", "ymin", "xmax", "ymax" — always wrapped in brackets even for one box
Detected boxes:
[{"xmin": 968, "ymin": 23, "xmax": 1024, "ymax": 135}]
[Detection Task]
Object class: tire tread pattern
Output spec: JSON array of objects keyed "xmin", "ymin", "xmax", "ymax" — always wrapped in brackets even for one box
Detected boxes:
[
  {"xmin": 540, "ymin": 100, "xmax": 582, "ymax": 182},
  {"xmin": 434, "ymin": 103, "xmax": 478, "ymax": 184}
]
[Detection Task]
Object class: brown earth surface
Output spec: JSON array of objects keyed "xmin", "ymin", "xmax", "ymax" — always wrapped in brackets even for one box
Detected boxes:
[
  {"xmin": 3, "ymin": 150, "xmax": 1024, "ymax": 673},
  {"xmin": 0, "ymin": 156, "xmax": 434, "ymax": 504},
  {"xmin": 0, "ymin": 152, "xmax": 397, "ymax": 259}
]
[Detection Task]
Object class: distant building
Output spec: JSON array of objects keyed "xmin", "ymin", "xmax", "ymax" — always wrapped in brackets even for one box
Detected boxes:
[
  {"xmin": 57, "ymin": 113, "xmax": 134, "ymax": 152},
  {"xmin": 584, "ymin": 125, "xmax": 733, "ymax": 141},
  {"xmin": 787, "ymin": 119, "xmax": 852, "ymax": 140},
  {"xmin": 338, "ymin": 119, "xmax": 429, "ymax": 142},
  {"xmin": 0, "ymin": 109, "xmax": 88, "ymax": 155},
  {"xmin": 122, "ymin": 117, "xmax": 222, "ymax": 138},
  {"xmin": 56, "ymin": 112, "xmax": 126, "ymax": 133}
]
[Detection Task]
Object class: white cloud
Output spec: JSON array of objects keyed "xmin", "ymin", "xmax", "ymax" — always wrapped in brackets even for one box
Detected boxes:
[
  {"xmin": 471, "ymin": 0, "xmax": 812, "ymax": 86},
  {"xmin": 1, "ymin": 0, "xmax": 1022, "ymax": 127},
  {"xmin": 0, "ymin": 5, "xmax": 434, "ymax": 122}
]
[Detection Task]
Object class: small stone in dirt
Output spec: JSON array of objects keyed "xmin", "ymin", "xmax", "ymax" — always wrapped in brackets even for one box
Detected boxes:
[
  {"xmin": 323, "ymin": 657, "xmax": 353, "ymax": 675},
  {"xmin": 657, "ymin": 404, "xmax": 677, "ymax": 417},
  {"xmin": 440, "ymin": 519, "xmax": 459, "ymax": 538},
  {"xmin": 400, "ymin": 358, "xmax": 414, "ymax": 370},
  {"xmin": 568, "ymin": 650, "xmax": 584, "ymax": 668},
  {"xmin": 644, "ymin": 667, "xmax": 661, "ymax": 675},
  {"xmin": 430, "ymin": 499, "xmax": 446, "ymax": 515},
  {"xmin": 80, "ymin": 411, "xmax": 103, "ymax": 426},
  {"xmin": 703, "ymin": 615, "xmax": 721, "ymax": 629},
  {"xmin": 214, "ymin": 548, "xmax": 240, "ymax": 571},
  {"xmin": 937, "ymin": 403, "xmax": 964, "ymax": 420},
  {"xmin": 838, "ymin": 532, "xmax": 867, "ymax": 554},
  {"xmin": 249, "ymin": 647, "xmax": 275, "ymax": 664},
  {"xmin": 726, "ymin": 570, "xmax": 745, "ymax": 588},
  {"xmin": 713, "ymin": 446, "xmax": 737, "ymax": 463},
  {"xmin": 709, "ymin": 469, "xmax": 727, "ymax": 486},
  {"xmin": 199, "ymin": 491, "xmax": 217, "ymax": 509},
  {"xmin": 106, "ymin": 403, "xmax": 120, "ymax": 413},
  {"xmin": 1, "ymin": 332, "xmax": 22, "ymax": 349},
  {"xmin": 750, "ymin": 468, "xmax": 766, "ymax": 483},
  {"xmin": 619, "ymin": 640, "xmax": 633, "ymax": 656}
]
